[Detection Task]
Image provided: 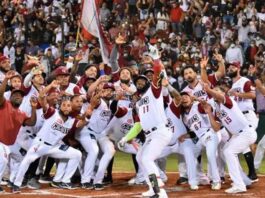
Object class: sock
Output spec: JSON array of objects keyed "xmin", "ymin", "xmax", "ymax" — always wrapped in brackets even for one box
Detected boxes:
[
  {"xmin": 244, "ymin": 151, "xmax": 256, "ymax": 176},
  {"xmin": 132, "ymin": 154, "xmax": 139, "ymax": 173},
  {"xmin": 106, "ymin": 157, "xmax": 114, "ymax": 179},
  {"xmin": 25, "ymin": 158, "xmax": 40, "ymax": 180},
  {"xmin": 44, "ymin": 157, "xmax": 55, "ymax": 177},
  {"xmin": 149, "ymin": 174, "xmax": 160, "ymax": 194}
]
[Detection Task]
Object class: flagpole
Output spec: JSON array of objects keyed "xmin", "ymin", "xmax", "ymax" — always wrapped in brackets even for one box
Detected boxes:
[{"xmin": 75, "ymin": 22, "xmax": 80, "ymax": 48}]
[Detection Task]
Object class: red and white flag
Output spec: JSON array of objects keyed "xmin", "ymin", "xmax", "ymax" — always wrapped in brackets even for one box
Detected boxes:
[{"xmin": 81, "ymin": 0, "xmax": 112, "ymax": 66}]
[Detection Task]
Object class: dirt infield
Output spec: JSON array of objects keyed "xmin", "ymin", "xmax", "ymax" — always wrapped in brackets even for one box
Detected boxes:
[{"xmin": 1, "ymin": 173, "xmax": 265, "ymax": 198}]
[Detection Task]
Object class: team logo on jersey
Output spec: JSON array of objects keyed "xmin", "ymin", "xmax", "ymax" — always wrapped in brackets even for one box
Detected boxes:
[
  {"xmin": 167, "ymin": 118, "xmax": 173, "ymax": 127},
  {"xmin": 138, "ymin": 96, "xmax": 149, "ymax": 106},
  {"xmin": 100, "ymin": 110, "xmax": 111, "ymax": 117},
  {"xmin": 51, "ymin": 123, "xmax": 69, "ymax": 134},
  {"xmin": 186, "ymin": 114, "xmax": 200, "ymax": 128},
  {"xmin": 216, "ymin": 110, "xmax": 227, "ymax": 119},
  {"xmin": 194, "ymin": 90, "xmax": 207, "ymax": 98},
  {"xmin": 121, "ymin": 123, "xmax": 133, "ymax": 134}
]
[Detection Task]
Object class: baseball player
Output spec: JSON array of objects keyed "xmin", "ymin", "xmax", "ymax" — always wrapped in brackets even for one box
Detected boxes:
[
  {"xmin": 75, "ymin": 83, "xmax": 113, "ymax": 190},
  {"xmin": 11, "ymin": 91, "xmax": 88, "ymax": 193},
  {"xmin": 159, "ymin": 80, "xmax": 201, "ymax": 190},
  {"xmin": 203, "ymin": 84, "xmax": 256, "ymax": 193},
  {"xmin": 119, "ymin": 58, "xmax": 171, "ymax": 198},
  {"xmin": 180, "ymin": 91, "xmax": 221, "ymax": 190},
  {"xmin": 226, "ymin": 62, "xmax": 258, "ymax": 181},
  {"xmin": 3, "ymin": 72, "xmax": 22, "ymax": 99},
  {"xmin": 0, "ymin": 71, "xmax": 38, "ymax": 192}
]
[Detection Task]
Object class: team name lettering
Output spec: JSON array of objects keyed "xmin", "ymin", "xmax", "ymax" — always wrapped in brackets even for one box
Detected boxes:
[
  {"xmin": 100, "ymin": 110, "xmax": 111, "ymax": 117},
  {"xmin": 186, "ymin": 114, "xmax": 200, "ymax": 128},
  {"xmin": 51, "ymin": 123, "xmax": 69, "ymax": 134},
  {"xmin": 138, "ymin": 96, "xmax": 149, "ymax": 106},
  {"xmin": 216, "ymin": 110, "xmax": 227, "ymax": 119},
  {"xmin": 194, "ymin": 90, "xmax": 207, "ymax": 98},
  {"xmin": 121, "ymin": 123, "xmax": 132, "ymax": 131}
]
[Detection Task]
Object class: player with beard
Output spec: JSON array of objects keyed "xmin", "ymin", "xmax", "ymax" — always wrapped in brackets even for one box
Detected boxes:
[
  {"xmin": 182, "ymin": 54, "xmax": 225, "ymax": 99},
  {"xmin": 180, "ymin": 91, "xmax": 222, "ymax": 190},
  {"xmin": 75, "ymin": 83, "xmax": 113, "ymax": 190},
  {"xmin": 0, "ymin": 71, "xmax": 37, "ymax": 193},
  {"xmin": 201, "ymin": 84, "xmax": 256, "ymax": 193},
  {"xmin": 119, "ymin": 58, "xmax": 172, "ymax": 198},
  {"xmin": 54, "ymin": 66, "xmax": 84, "ymax": 96},
  {"xmin": 12, "ymin": 92, "xmax": 89, "ymax": 193},
  {"xmin": 0, "ymin": 56, "xmax": 11, "ymax": 84},
  {"xmin": 109, "ymin": 35, "xmax": 137, "ymax": 106},
  {"xmin": 180, "ymin": 55, "xmax": 226, "ymax": 185},
  {"xmin": 4, "ymin": 72, "xmax": 22, "ymax": 99},
  {"xmin": 226, "ymin": 62, "xmax": 258, "ymax": 182}
]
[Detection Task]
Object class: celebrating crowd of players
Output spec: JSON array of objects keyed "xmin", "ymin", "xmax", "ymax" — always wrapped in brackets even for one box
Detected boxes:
[{"xmin": 0, "ymin": 34, "xmax": 265, "ymax": 198}]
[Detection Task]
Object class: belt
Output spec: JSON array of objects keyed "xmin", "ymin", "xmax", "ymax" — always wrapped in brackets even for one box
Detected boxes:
[
  {"xmin": 144, "ymin": 124, "xmax": 170, "ymax": 135},
  {"xmin": 200, "ymin": 129, "xmax": 211, "ymax": 138},
  {"xmin": 38, "ymin": 138, "xmax": 52, "ymax": 146},
  {"xmin": 27, "ymin": 130, "xmax": 36, "ymax": 139},
  {"xmin": 29, "ymin": 134, "xmax": 36, "ymax": 139},
  {"xmin": 145, "ymin": 127, "xmax": 157, "ymax": 135},
  {"xmin": 238, "ymin": 125, "xmax": 252, "ymax": 133},
  {"xmin": 242, "ymin": 111, "xmax": 249, "ymax": 114}
]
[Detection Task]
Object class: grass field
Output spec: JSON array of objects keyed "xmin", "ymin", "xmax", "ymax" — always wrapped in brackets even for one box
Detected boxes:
[{"xmin": 113, "ymin": 151, "xmax": 265, "ymax": 174}]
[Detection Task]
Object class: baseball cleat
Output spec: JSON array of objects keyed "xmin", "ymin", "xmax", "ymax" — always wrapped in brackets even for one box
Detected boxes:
[
  {"xmin": 128, "ymin": 177, "xmax": 146, "ymax": 185},
  {"xmin": 221, "ymin": 177, "xmax": 225, "ymax": 184},
  {"xmin": 248, "ymin": 174, "xmax": 259, "ymax": 183},
  {"xmin": 12, "ymin": 185, "xmax": 21, "ymax": 194},
  {"xmin": 102, "ymin": 176, "xmax": 113, "ymax": 186},
  {"xmin": 158, "ymin": 188, "xmax": 168, "ymax": 198},
  {"xmin": 225, "ymin": 186, "xmax": 246, "ymax": 194},
  {"xmin": 211, "ymin": 182, "xmax": 221, "ymax": 190},
  {"xmin": 39, "ymin": 175, "xmax": 53, "ymax": 184},
  {"xmin": 50, "ymin": 181, "xmax": 61, "ymax": 188},
  {"xmin": 7, "ymin": 181, "xmax": 14, "ymax": 188},
  {"xmin": 0, "ymin": 186, "xmax": 5, "ymax": 193},
  {"xmin": 59, "ymin": 182, "xmax": 78, "ymax": 189},
  {"xmin": 27, "ymin": 178, "xmax": 40, "ymax": 189},
  {"xmin": 81, "ymin": 182, "xmax": 94, "ymax": 189},
  {"xmin": 0, "ymin": 179, "xmax": 8, "ymax": 186},
  {"xmin": 142, "ymin": 188, "xmax": 155, "ymax": 197},
  {"xmin": 176, "ymin": 177, "xmax": 188, "ymax": 185},
  {"xmin": 190, "ymin": 185, "xmax": 199, "ymax": 190},
  {"xmin": 94, "ymin": 183, "xmax": 104, "ymax": 190}
]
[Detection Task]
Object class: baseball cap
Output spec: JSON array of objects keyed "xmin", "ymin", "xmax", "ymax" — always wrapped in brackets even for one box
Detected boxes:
[
  {"xmin": 103, "ymin": 82, "xmax": 115, "ymax": 90},
  {"xmin": 10, "ymin": 72, "xmax": 22, "ymax": 80},
  {"xmin": 84, "ymin": 63, "xmax": 98, "ymax": 71},
  {"xmin": 228, "ymin": 62, "xmax": 240, "ymax": 68},
  {"xmin": 143, "ymin": 68, "xmax": 154, "ymax": 75},
  {"xmin": 180, "ymin": 91, "xmax": 191, "ymax": 96},
  {"xmin": 11, "ymin": 89, "xmax": 25, "ymax": 96},
  {"xmin": 54, "ymin": 66, "xmax": 70, "ymax": 76},
  {"xmin": 133, "ymin": 75, "xmax": 149, "ymax": 85}
]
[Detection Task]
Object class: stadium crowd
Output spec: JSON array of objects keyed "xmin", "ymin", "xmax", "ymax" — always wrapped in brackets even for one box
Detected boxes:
[{"xmin": 1, "ymin": 0, "xmax": 265, "ymax": 197}]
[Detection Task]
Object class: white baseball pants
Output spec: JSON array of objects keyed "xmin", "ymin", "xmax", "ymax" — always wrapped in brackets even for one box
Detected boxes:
[
  {"xmin": 136, "ymin": 125, "xmax": 172, "ymax": 184},
  {"xmin": 13, "ymin": 138, "xmax": 81, "ymax": 186},
  {"xmin": 0, "ymin": 142, "xmax": 10, "ymax": 182},
  {"xmin": 254, "ymin": 134, "xmax": 265, "ymax": 169},
  {"xmin": 223, "ymin": 126, "xmax": 257, "ymax": 190},
  {"xmin": 75, "ymin": 127, "xmax": 99, "ymax": 184}
]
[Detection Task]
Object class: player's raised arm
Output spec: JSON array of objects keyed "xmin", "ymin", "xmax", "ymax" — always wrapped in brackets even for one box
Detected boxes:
[
  {"xmin": 0, "ymin": 70, "xmax": 16, "ymax": 106},
  {"xmin": 23, "ymin": 97, "xmax": 37, "ymax": 126},
  {"xmin": 162, "ymin": 78, "xmax": 182, "ymax": 105},
  {"xmin": 200, "ymin": 99, "xmax": 221, "ymax": 132},
  {"xmin": 203, "ymin": 83, "xmax": 225, "ymax": 104}
]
